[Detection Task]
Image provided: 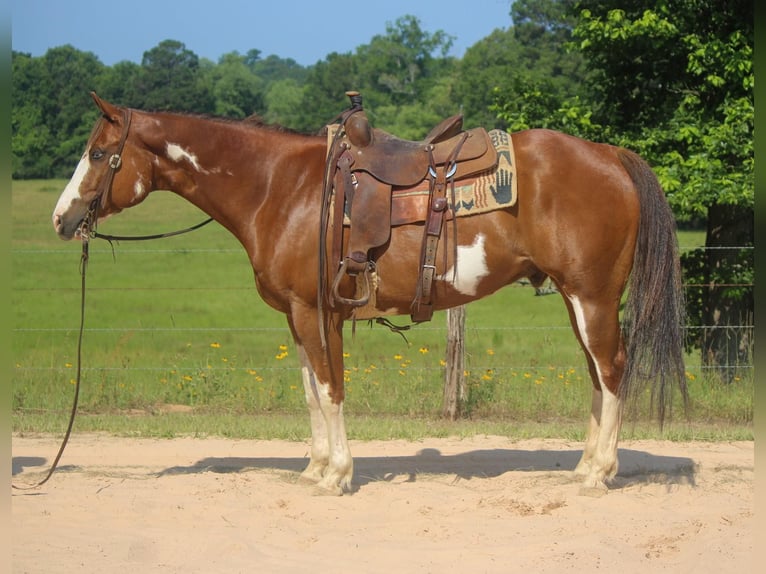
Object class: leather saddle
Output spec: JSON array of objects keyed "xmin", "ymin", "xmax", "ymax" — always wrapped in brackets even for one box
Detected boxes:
[{"xmin": 322, "ymin": 91, "xmax": 499, "ymax": 322}]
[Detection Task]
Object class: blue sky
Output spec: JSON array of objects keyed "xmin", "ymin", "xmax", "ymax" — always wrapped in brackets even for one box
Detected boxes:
[{"xmin": 12, "ymin": 0, "xmax": 513, "ymax": 66}]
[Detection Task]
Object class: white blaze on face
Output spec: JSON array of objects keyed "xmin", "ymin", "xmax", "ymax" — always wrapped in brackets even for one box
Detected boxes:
[
  {"xmin": 166, "ymin": 142, "xmax": 207, "ymax": 173},
  {"xmin": 437, "ymin": 233, "xmax": 489, "ymax": 296},
  {"xmin": 53, "ymin": 153, "xmax": 90, "ymax": 222}
]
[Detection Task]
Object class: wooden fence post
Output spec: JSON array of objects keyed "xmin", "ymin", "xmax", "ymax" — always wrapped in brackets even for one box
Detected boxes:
[{"xmin": 443, "ymin": 305, "xmax": 466, "ymax": 420}]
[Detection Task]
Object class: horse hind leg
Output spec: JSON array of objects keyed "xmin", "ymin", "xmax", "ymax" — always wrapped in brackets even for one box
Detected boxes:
[{"xmin": 562, "ymin": 292, "xmax": 626, "ymax": 492}]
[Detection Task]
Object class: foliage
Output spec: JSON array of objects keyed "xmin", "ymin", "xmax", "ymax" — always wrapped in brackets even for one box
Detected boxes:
[
  {"xmin": 566, "ymin": 0, "xmax": 754, "ymax": 367},
  {"xmin": 12, "ymin": 46, "xmax": 105, "ymax": 178},
  {"xmin": 571, "ymin": 0, "xmax": 754, "ymax": 216}
]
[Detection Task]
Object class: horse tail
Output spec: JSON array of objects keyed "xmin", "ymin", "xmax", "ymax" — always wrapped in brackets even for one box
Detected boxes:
[{"xmin": 618, "ymin": 149, "xmax": 687, "ymax": 427}]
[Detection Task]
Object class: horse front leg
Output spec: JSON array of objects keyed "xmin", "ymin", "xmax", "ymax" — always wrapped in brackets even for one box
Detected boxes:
[
  {"xmin": 295, "ymin": 344, "xmax": 330, "ymax": 484},
  {"xmin": 288, "ymin": 309, "xmax": 353, "ymax": 495}
]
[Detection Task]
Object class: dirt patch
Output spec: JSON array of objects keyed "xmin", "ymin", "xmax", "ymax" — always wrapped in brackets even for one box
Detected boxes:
[{"xmin": 12, "ymin": 434, "xmax": 753, "ymax": 573}]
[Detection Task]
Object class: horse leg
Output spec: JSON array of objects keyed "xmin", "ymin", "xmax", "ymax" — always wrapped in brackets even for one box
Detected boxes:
[
  {"xmin": 294, "ymin": 343, "xmax": 330, "ymax": 484},
  {"xmin": 560, "ymin": 291, "xmax": 626, "ymax": 491},
  {"xmin": 287, "ymin": 307, "xmax": 353, "ymax": 495}
]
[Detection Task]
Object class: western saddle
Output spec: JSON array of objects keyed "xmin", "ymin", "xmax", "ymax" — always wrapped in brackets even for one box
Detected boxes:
[{"xmin": 321, "ymin": 91, "xmax": 499, "ymax": 323}]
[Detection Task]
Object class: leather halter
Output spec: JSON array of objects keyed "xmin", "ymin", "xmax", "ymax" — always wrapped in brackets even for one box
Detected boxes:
[
  {"xmin": 97, "ymin": 108, "xmax": 133, "ymax": 211},
  {"xmin": 82, "ymin": 108, "xmax": 213, "ymax": 242},
  {"xmin": 81, "ymin": 108, "xmax": 133, "ymax": 234}
]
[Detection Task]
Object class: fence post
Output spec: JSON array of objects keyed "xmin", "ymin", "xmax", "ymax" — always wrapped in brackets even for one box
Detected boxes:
[{"xmin": 443, "ymin": 305, "xmax": 466, "ymax": 420}]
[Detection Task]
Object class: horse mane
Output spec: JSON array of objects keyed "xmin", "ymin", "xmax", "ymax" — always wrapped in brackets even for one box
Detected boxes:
[
  {"xmin": 146, "ymin": 107, "xmax": 321, "ymax": 136},
  {"xmin": 242, "ymin": 113, "xmax": 311, "ymax": 135}
]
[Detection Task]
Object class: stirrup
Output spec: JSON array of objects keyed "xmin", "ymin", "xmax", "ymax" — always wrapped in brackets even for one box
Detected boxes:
[{"xmin": 331, "ymin": 259, "xmax": 371, "ymax": 307}]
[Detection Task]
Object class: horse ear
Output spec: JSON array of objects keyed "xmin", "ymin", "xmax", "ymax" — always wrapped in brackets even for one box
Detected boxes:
[{"xmin": 90, "ymin": 91, "xmax": 121, "ymax": 123}]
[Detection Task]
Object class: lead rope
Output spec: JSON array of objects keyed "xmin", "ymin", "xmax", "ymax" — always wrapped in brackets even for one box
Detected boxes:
[{"xmin": 12, "ymin": 215, "xmax": 94, "ymax": 491}]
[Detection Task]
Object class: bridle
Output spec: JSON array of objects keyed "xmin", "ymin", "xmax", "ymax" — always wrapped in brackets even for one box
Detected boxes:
[
  {"xmin": 82, "ymin": 108, "xmax": 213, "ymax": 243},
  {"xmin": 13, "ymin": 107, "xmax": 211, "ymax": 490}
]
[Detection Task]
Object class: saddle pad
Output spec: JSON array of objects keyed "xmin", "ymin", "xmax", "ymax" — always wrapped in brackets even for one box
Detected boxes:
[{"xmin": 388, "ymin": 129, "xmax": 517, "ymax": 227}]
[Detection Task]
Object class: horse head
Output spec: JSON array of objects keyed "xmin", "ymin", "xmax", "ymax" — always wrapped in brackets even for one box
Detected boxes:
[{"xmin": 52, "ymin": 93, "xmax": 152, "ymax": 240}]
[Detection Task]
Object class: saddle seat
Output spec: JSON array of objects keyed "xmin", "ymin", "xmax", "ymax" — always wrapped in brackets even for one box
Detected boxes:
[{"xmin": 344, "ymin": 107, "xmax": 495, "ymax": 187}]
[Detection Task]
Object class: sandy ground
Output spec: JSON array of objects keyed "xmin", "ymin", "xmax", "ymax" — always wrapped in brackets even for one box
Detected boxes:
[{"xmin": 12, "ymin": 434, "xmax": 753, "ymax": 573}]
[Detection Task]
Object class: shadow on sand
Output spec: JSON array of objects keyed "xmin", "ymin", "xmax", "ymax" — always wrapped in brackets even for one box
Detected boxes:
[{"xmin": 152, "ymin": 446, "xmax": 697, "ymax": 490}]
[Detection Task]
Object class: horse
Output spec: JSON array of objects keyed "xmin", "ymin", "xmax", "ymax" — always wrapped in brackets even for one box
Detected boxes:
[{"xmin": 52, "ymin": 92, "xmax": 686, "ymax": 495}]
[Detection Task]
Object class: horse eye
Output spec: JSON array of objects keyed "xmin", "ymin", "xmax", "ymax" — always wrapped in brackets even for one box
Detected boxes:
[{"xmin": 91, "ymin": 149, "xmax": 105, "ymax": 161}]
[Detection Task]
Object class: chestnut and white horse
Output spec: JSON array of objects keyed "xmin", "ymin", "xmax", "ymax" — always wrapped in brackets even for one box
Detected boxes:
[{"xmin": 52, "ymin": 93, "xmax": 686, "ymax": 494}]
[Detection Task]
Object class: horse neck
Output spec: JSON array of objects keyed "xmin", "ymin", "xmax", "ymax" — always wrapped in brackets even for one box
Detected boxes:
[{"xmin": 140, "ymin": 112, "xmax": 325, "ymax": 239}]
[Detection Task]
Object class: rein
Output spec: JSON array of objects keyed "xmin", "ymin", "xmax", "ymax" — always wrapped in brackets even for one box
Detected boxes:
[
  {"xmin": 90, "ymin": 217, "xmax": 214, "ymax": 242},
  {"xmin": 13, "ymin": 109, "xmax": 213, "ymax": 490},
  {"xmin": 12, "ymin": 220, "xmax": 92, "ymax": 491}
]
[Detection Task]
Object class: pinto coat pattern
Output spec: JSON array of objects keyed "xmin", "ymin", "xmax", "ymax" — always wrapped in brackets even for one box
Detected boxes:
[{"xmin": 52, "ymin": 93, "xmax": 686, "ymax": 494}]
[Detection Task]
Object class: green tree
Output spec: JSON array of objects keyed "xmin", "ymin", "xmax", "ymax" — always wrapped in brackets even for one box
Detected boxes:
[
  {"xmin": 12, "ymin": 46, "xmax": 105, "ymax": 178},
  {"xmin": 250, "ymin": 54, "xmax": 308, "ymax": 85},
  {"xmin": 204, "ymin": 52, "xmax": 264, "ymax": 118},
  {"xmin": 453, "ymin": 29, "xmax": 521, "ymax": 129},
  {"xmin": 296, "ymin": 52, "xmax": 360, "ymax": 131},
  {"xmin": 262, "ymin": 78, "xmax": 305, "ymax": 126},
  {"xmin": 483, "ymin": 0, "xmax": 589, "ymax": 134},
  {"xmin": 571, "ymin": 0, "xmax": 754, "ymax": 377},
  {"xmin": 355, "ymin": 15, "xmax": 455, "ymax": 108},
  {"xmin": 97, "ymin": 60, "xmax": 143, "ymax": 108},
  {"xmin": 138, "ymin": 40, "xmax": 214, "ymax": 113}
]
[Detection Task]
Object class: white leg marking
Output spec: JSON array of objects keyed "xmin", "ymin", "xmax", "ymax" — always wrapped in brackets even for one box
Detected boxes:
[
  {"xmin": 314, "ymin": 380, "xmax": 353, "ymax": 494},
  {"xmin": 294, "ymin": 344, "xmax": 352, "ymax": 493},
  {"xmin": 437, "ymin": 233, "xmax": 489, "ymax": 296},
  {"xmin": 166, "ymin": 142, "xmax": 208, "ymax": 173},
  {"xmin": 568, "ymin": 295, "xmax": 621, "ymax": 490},
  {"xmin": 298, "ymin": 358, "xmax": 330, "ymax": 483}
]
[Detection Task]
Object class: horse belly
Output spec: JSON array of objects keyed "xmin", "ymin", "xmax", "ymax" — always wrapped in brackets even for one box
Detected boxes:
[{"xmin": 365, "ymin": 213, "xmax": 526, "ymax": 316}]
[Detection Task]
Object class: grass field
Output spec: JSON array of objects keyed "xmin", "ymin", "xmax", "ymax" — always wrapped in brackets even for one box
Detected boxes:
[{"xmin": 12, "ymin": 179, "xmax": 753, "ymax": 441}]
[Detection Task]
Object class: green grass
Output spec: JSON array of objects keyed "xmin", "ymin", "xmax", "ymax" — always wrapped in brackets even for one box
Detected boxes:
[{"xmin": 12, "ymin": 180, "xmax": 753, "ymax": 441}]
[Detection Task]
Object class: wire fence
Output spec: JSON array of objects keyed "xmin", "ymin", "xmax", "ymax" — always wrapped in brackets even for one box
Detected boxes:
[{"xmin": 12, "ymin": 244, "xmax": 754, "ymax": 379}]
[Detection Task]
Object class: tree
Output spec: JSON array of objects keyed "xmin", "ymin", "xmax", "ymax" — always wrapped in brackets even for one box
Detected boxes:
[
  {"xmin": 205, "ymin": 52, "xmax": 264, "ymax": 118},
  {"xmin": 12, "ymin": 46, "xmax": 105, "ymax": 178},
  {"xmin": 138, "ymin": 40, "xmax": 214, "ymax": 113},
  {"xmin": 262, "ymin": 78, "xmax": 305, "ymax": 126},
  {"xmin": 296, "ymin": 52, "xmax": 360, "ymax": 131},
  {"xmin": 483, "ymin": 0, "xmax": 589, "ymax": 134},
  {"xmin": 571, "ymin": 0, "xmax": 754, "ymax": 378},
  {"xmin": 98, "ymin": 60, "xmax": 143, "ymax": 108},
  {"xmin": 453, "ymin": 29, "xmax": 521, "ymax": 129},
  {"xmin": 354, "ymin": 15, "xmax": 455, "ymax": 108}
]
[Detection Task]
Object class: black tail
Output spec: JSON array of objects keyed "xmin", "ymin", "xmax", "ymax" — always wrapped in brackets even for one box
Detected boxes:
[{"xmin": 618, "ymin": 150, "xmax": 687, "ymax": 426}]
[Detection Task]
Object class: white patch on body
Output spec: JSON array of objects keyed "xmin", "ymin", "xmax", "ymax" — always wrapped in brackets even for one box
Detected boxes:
[
  {"xmin": 133, "ymin": 178, "xmax": 146, "ymax": 199},
  {"xmin": 166, "ymin": 143, "xmax": 207, "ymax": 173},
  {"xmin": 437, "ymin": 233, "xmax": 489, "ymax": 296}
]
